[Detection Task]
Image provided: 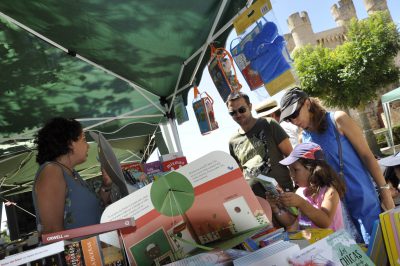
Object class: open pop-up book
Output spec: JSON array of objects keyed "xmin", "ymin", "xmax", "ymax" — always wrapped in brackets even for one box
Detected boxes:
[{"xmin": 100, "ymin": 151, "xmax": 271, "ymax": 265}]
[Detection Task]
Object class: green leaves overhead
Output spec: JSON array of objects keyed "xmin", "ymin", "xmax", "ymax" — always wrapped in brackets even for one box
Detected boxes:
[{"xmin": 293, "ymin": 11, "xmax": 400, "ymax": 109}]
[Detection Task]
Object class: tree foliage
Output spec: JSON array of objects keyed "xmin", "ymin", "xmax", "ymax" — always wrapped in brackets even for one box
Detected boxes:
[{"xmin": 293, "ymin": 11, "xmax": 400, "ymax": 108}]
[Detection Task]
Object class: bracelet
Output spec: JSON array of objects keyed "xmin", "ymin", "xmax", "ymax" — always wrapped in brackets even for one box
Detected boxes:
[
  {"xmin": 101, "ymin": 185, "xmax": 112, "ymax": 192},
  {"xmin": 379, "ymin": 183, "xmax": 391, "ymax": 190}
]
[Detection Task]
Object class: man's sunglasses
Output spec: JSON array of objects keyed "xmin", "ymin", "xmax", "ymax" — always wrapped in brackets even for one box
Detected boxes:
[
  {"xmin": 284, "ymin": 101, "xmax": 304, "ymax": 122},
  {"xmin": 229, "ymin": 106, "xmax": 247, "ymax": 116}
]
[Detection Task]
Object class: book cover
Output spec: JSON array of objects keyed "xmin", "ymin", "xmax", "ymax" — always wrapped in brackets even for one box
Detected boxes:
[
  {"xmin": 64, "ymin": 241, "xmax": 84, "ymax": 266},
  {"xmin": 41, "ymin": 217, "xmax": 135, "ymax": 244},
  {"xmin": 380, "ymin": 209, "xmax": 399, "ymax": 266},
  {"xmin": 289, "ymin": 230, "xmax": 374, "ymax": 266},
  {"xmin": 97, "ymin": 132, "xmax": 131, "ymax": 197},
  {"xmin": 0, "ymin": 241, "xmax": 65, "ymax": 266},
  {"xmin": 161, "ymin": 157, "xmax": 187, "ymax": 172},
  {"xmin": 144, "ymin": 161, "xmax": 164, "ymax": 182},
  {"xmin": 233, "ymin": 240, "xmax": 300, "ymax": 266},
  {"xmin": 367, "ymin": 219, "xmax": 388, "ymax": 265},
  {"xmin": 81, "ymin": 236, "xmax": 103, "ymax": 266},
  {"xmin": 173, "ymin": 95, "xmax": 189, "ymax": 125},
  {"xmin": 101, "ymin": 151, "xmax": 271, "ymax": 265},
  {"xmin": 255, "ymin": 174, "xmax": 298, "ymax": 216}
]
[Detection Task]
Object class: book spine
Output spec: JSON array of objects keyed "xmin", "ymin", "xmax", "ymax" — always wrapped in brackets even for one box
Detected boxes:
[
  {"xmin": 42, "ymin": 217, "xmax": 135, "ymax": 244},
  {"xmin": 81, "ymin": 236, "xmax": 104, "ymax": 266},
  {"xmin": 389, "ymin": 210, "xmax": 400, "ymax": 263},
  {"xmin": 380, "ymin": 211, "xmax": 397, "ymax": 266},
  {"xmin": 64, "ymin": 241, "xmax": 84, "ymax": 266}
]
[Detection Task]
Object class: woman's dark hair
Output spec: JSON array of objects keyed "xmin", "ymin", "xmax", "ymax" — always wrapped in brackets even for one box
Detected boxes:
[
  {"xmin": 308, "ymin": 98, "xmax": 328, "ymax": 133},
  {"xmin": 34, "ymin": 117, "xmax": 83, "ymax": 165},
  {"xmin": 298, "ymin": 158, "xmax": 346, "ymax": 198},
  {"xmin": 384, "ymin": 166, "xmax": 400, "ymax": 191}
]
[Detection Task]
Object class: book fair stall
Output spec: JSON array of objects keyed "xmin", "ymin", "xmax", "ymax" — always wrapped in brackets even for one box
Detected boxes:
[{"xmin": 0, "ymin": 0, "xmax": 397, "ymax": 265}]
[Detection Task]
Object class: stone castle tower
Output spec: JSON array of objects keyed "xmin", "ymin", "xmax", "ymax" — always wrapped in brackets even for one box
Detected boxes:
[
  {"xmin": 284, "ymin": 0, "xmax": 391, "ymax": 53},
  {"xmin": 331, "ymin": 0, "xmax": 357, "ymax": 27},
  {"xmin": 287, "ymin": 12, "xmax": 316, "ymax": 49}
]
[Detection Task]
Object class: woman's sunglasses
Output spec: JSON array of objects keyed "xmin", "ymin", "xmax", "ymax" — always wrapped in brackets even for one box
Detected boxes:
[
  {"xmin": 229, "ymin": 106, "xmax": 247, "ymax": 116},
  {"xmin": 284, "ymin": 101, "xmax": 304, "ymax": 122}
]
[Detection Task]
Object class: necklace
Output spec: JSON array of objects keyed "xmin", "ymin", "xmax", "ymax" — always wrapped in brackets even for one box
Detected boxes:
[{"xmin": 54, "ymin": 161, "xmax": 78, "ymax": 180}]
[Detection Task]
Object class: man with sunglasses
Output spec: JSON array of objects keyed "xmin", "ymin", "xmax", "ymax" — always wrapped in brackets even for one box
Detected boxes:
[{"xmin": 227, "ymin": 92, "xmax": 294, "ymax": 197}]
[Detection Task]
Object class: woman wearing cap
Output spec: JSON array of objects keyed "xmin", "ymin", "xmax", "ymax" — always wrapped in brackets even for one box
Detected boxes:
[{"xmin": 279, "ymin": 87, "xmax": 394, "ymax": 243}]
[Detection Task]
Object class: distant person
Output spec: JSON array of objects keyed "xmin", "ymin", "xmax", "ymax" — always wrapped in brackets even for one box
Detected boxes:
[
  {"xmin": 279, "ymin": 87, "xmax": 394, "ymax": 243},
  {"xmin": 267, "ymin": 142, "xmax": 345, "ymax": 231},
  {"xmin": 33, "ymin": 117, "xmax": 113, "ymax": 234},
  {"xmin": 255, "ymin": 98, "xmax": 301, "ymax": 147},
  {"xmin": 226, "ymin": 92, "xmax": 294, "ymax": 197},
  {"xmin": 378, "ymin": 152, "xmax": 400, "ymax": 206}
]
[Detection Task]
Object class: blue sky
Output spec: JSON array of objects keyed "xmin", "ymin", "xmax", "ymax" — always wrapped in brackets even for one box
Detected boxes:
[{"xmin": 173, "ymin": 0, "xmax": 400, "ymax": 163}]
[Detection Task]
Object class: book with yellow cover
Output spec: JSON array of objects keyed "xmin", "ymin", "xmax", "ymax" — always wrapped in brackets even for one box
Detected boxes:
[{"xmin": 379, "ymin": 209, "xmax": 399, "ymax": 266}]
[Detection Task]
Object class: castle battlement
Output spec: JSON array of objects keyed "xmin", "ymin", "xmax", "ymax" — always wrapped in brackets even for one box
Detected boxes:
[
  {"xmin": 331, "ymin": 0, "xmax": 357, "ymax": 27},
  {"xmin": 287, "ymin": 11, "xmax": 311, "ymax": 32}
]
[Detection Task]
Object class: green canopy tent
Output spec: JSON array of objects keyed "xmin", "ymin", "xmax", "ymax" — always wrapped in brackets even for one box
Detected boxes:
[
  {"xmin": 0, "ymin": 0, "xmax": 250, "ymax": 195},
  {"xmin": 382, "ymin": 87, "xmax": 400, "ymax": 154}
]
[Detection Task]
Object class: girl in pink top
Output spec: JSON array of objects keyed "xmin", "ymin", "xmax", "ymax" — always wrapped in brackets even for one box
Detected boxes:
[{"xmin": 268, "ymin": 142, "xmax": 345, "ymax": 231}]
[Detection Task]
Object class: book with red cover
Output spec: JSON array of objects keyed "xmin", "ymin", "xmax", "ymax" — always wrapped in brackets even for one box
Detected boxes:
[
  {"xmin": 41, "ymin": 217, "xmax": 135, "ymax": 244},
  {"xmin": 161, "ymin": 157, "xmax": 187, "ymax": 172}
]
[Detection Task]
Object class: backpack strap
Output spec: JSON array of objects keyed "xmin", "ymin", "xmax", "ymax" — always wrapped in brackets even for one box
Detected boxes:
[{"xmin": 330, "ymin": 112, "xmax": 344, "ymax": 179}]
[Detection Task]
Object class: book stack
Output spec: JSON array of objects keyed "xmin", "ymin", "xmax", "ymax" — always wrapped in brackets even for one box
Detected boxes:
[
  {"xmin": 233, "ymin": 240, "xmax": 300, "ymax": 266},
  {"xmin": 0, "ymin": 218, "xmax": 135, "ymax": 266},
  {"xmin": 240, "ymin": 227, "xmax": 288, "ymax": 251},
  {"xmin": 0, "ymin": 241, "xmax": 65, "ymax": 266},
  {"xmin": 367, "ymin": 219, "xmax": 388, "ymax": 265},
  {"xmin": 379, "ymin": 206, "xmax": 400, "ymax": 266}
]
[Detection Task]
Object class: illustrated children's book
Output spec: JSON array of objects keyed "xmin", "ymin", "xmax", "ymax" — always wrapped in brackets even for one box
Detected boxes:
[
  {"xmin": 255, "ymin": 174, "xmax": 298, "ymax": 216},
  {"xmin": 289, "ymin": 230, "xmax": 374, "ymax": 266},
  {"xmin": 100, "ymin": 151, "xmax": 271, "ymax": 266}
]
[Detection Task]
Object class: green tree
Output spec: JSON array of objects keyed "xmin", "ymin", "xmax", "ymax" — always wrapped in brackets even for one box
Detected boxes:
[{"xmin": 293, "ymin": 11, "xmax": 400, "ymax": 154}]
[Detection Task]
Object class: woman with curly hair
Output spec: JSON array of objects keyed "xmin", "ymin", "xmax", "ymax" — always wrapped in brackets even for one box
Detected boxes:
[
  {"xmin": 33, "ymin": 117, "xmax": 112, "ymax": 234},
  {"xmin": 267, "ymin": 142, "xmax": 346, "ymax": 231}
]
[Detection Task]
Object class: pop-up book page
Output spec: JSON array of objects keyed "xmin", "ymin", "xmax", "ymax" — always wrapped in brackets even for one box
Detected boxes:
[{"xmin": 101, "ymin": 151, "xmax": 270, "ymax": 266}]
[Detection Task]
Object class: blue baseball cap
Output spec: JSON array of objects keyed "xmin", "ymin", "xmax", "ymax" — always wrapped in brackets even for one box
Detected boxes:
[{"xmin": 280, "ymin": 142, "xmax": 325, "ymax": 165}]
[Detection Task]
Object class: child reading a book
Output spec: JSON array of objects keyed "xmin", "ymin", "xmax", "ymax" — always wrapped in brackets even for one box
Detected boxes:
[{"xmin": 267, "ymin": 142, "xmax": 346, "ymax": 231}]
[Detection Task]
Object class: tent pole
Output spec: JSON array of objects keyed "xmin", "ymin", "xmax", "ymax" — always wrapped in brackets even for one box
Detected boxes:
[
  {"xmin": 383, "ymin": 102, "xmax": 396, "ymax": 154},
  {"xmin": 168, "ymin": 118, "xmax": 183, "ymax": 155},
  {"xmin": 189, "ymin": 0, "xmax": 229, "ymax": 85}
]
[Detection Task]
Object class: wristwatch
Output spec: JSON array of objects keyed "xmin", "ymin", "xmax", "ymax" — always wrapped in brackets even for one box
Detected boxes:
[{"xmin": 379, "ymin": 183, "xmax": 391, "ymax": 190}]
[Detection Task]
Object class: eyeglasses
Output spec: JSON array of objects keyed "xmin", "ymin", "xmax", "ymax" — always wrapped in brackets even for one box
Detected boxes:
[
  {"xmin": 229, "ymin": 106, "xmax": 247, "ymax": 116},
  {"xmin": 284, "ymin": 101, "xmax": 304, "ymax": 122}
]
